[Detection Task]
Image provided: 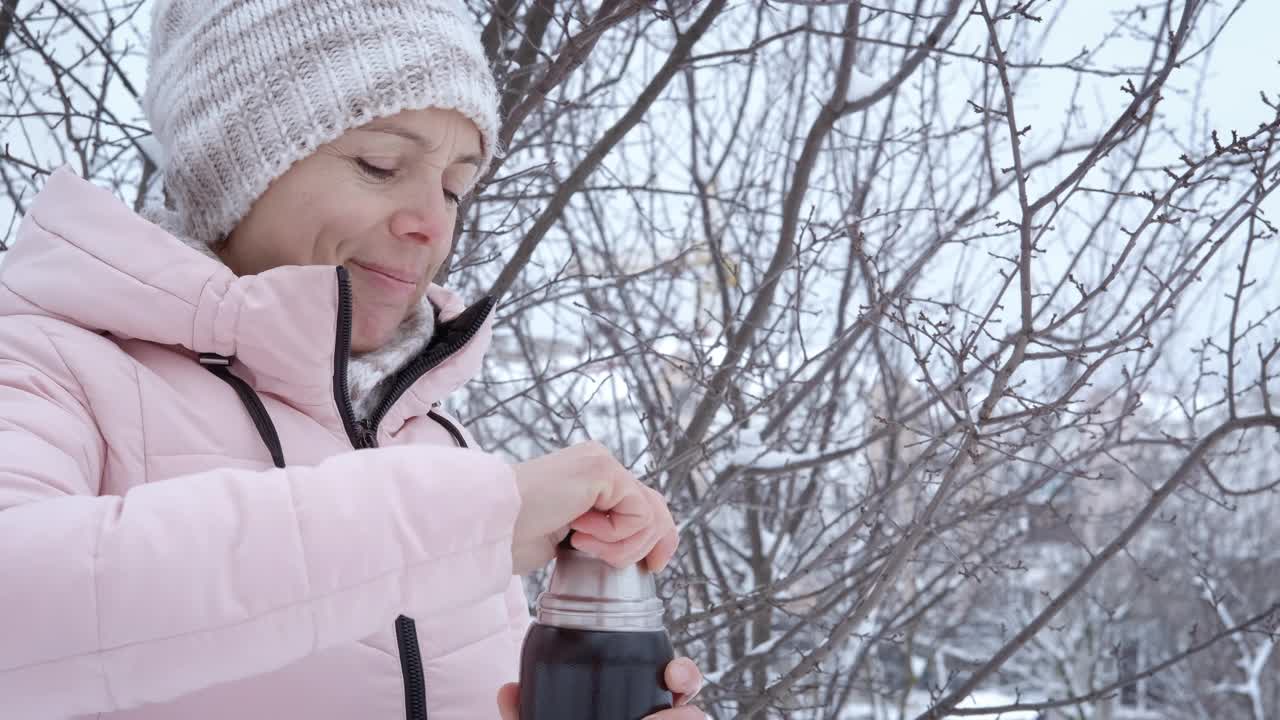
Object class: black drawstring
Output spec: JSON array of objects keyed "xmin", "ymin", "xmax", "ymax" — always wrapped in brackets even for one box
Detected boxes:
[
  {"xmin": 426, "ymin": 409, "xmax": 468, "ymax": 448},
  {"xmin": 199, "ymin": 354, "xmax": 287, "ymax": 469},
  {"xmin": 199, "ymin": 353, "xmax": 469, "ymax": 468}
]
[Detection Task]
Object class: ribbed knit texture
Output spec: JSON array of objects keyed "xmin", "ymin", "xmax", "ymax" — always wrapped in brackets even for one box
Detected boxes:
[{"xmin": 143, "ymin": 0, "xmax": 502, "ymax": 248}]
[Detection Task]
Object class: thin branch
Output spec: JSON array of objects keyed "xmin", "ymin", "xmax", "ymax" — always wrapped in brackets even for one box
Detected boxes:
[
  {"xmin": 488, "ymin": 0, "xmax": 729, "ymax": 298},
  {"xmin": 918, "ymin": 413, "xmax": 1280, "ymax": 719}
]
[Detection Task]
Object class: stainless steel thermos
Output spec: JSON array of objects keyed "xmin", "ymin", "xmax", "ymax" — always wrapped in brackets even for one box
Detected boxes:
[{"xmin": 517, "ymin": 536, "xmax": 675, "ymax": 719}]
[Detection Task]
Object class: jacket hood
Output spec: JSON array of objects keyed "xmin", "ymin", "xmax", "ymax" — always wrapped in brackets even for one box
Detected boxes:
[{"xmin": 0, "ymin": 167, "xmax": 495, "ymax": 436}]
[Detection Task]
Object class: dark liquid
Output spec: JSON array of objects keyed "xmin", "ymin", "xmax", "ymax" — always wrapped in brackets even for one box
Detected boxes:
[{"xmin": 518, "ymin": 623, "xmax": 675, "ymax": 720}]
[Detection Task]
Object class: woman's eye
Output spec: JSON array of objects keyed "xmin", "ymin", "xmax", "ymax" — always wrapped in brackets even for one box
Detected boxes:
[
  {"xmin": 355, "ymin": 158, "xmax": 396, "ymax": 180},
  {"xmin": 444, "ymin": 189, "xmax": 461, "ymax": 206}
]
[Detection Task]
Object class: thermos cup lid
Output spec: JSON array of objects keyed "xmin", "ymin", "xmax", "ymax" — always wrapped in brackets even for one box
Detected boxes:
[{"xmin": 535, "ymin": 537, "xmax": 666, "ymax": 632}]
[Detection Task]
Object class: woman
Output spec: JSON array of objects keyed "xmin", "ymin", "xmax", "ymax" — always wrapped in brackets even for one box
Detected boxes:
[{"xmin": 0, "ymin": 1, "xmax": 703, "ymax": 718}]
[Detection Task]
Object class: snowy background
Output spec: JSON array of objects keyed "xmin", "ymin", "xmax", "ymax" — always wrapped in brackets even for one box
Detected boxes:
[{"xmin": 3, "ymin": 1, "xmax": 1279, "ymax": 718}]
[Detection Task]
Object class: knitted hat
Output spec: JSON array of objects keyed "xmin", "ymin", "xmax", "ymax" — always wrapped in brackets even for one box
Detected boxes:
[{"xmin": 142, "ymin": 0, "xmax": 502, "ymax": 247}]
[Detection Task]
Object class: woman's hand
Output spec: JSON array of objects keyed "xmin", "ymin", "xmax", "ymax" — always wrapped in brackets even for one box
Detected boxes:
[
  {"xmin": 510, "ymin": 441, "xmax": 678, "ymax": 576},
  {"xmin": 496, "ymin": 656, "xmax": 705, "ymax": 719}
]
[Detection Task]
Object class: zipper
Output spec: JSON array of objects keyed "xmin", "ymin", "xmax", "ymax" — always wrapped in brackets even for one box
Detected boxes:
[
  {"xmin": 395, "ymin": 615, "xmax": 428, "ymax": 720},
  {"xmin": 199, "ymin": 354, "xmax": 286, "ymax": 468},
  {"xmin": 333, "ymin": 267, "xmax": 368, "ymax": 448},
  {"xmin": 332, "ymin": 266, "xmax": 496, "ymax": 450},
  {"xmin": 426, "ymin": 409, "xmax": 469, "ymax": 448},
  {"xmin": 206, "ymin": 269, "xmax": 491, "ymax": 457},
  {"xmin": 336, "ymin": 268, "xmax": 500, "ymax": 720},
  {"xmin": 364, "ymin": 295, "xmax": 496, "ymax": 433}
]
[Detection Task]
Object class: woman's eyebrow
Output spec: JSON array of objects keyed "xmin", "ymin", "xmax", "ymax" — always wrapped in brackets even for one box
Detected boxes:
[{"xmin": 361, "ymin": 122, "xmax": 483, "ymax": 168}]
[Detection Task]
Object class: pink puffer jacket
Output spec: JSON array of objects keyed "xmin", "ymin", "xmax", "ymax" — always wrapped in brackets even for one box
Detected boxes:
[{"xmin": 0, "ymin": 168, "xmax": 529, "ymax": 719}]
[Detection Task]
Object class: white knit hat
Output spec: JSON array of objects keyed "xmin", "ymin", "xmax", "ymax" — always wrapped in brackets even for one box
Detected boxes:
[{"xmin": 143, "ymin": 0, "xmax": 502, "ymax": 247}]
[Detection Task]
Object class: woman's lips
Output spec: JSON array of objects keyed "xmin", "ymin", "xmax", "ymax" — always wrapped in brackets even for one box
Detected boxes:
[{"xmin": 350, "ymin": 261, "xmax": 420, "ymax": 298}]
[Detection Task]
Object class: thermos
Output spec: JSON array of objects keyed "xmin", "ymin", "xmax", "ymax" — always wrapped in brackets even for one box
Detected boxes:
[{"xmin": 518, "ymin": 536, "xmax": 675, "ymax": 719}]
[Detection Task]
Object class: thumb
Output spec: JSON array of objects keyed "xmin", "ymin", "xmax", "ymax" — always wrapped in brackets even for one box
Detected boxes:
[{"xmin": 497, "ymin": 682, "xmax": 520, "ymax": 720}]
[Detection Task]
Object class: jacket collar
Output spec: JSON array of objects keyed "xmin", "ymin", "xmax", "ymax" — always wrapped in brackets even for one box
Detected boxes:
[{"xmin": 2, "ymin": 167, "xmax": 495, "ymax": 438}]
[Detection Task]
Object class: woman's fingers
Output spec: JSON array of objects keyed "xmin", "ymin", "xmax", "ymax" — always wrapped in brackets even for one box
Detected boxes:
[
  {"xmin": 569, "ymin": 482, "xmax": 679, "ymax": 570},
  {"xmin": 517, "ymin": 440, "xmax": 679, "ymax": 572},
  {"xmin": 643, "ymin": 706, "xmax": 705, "ymax": 719},
  {"xmin": 496, "ymin": 682, "xmax": 520, "ymax": 720},
  {"xmin": 568, "ymin": 504, "xmax": 648, "ymax": 541},
  {"xmin": 665, "ymin": 657, "xmax": 704, "ymax": 705},
  {"xmin": 570, "ymin": 524, "xmax": 660, "ymax": 567},
  {"xmin": 645, "ymin": 526, "xmax": 679, "ymax": 572},
  {"xmin": 643, "ymin": 486, "xmax": 679, "ymax": 572}
]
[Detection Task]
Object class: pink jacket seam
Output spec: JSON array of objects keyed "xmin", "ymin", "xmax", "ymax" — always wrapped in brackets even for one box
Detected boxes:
[
  {"xmin": 25, "ymin": 215, "xmax": 197, "ymax": 309},
  {"xmin": 191, "ymin": 267, "xmax": 220, "ymax": 353},
  {"xmin": 31, "ymin": 326, "xmax": 106, "ymax": 479},
  {"xmin": 282, "ymin": 477, "xmax": 319, "ymax": 654},
  {"xmin": 424, "ymin": 622, "xmax": 511, "ymax": 663},
  {"xmin": 3, "ymin": 533, "xmax": 514, "ymax": 674},
  {"xmin": 132, "ymin": 363, "xmax": 147, "ymax": 485},
  {"xmin": 92, "ymin": 494, "xmax": 120, "ymax": 711}
]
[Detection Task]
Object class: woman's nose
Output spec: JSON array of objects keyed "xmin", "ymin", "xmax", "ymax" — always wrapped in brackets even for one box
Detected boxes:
[{"xmin": 388, "ymin": 190, "xmax": 450, "ymax": 244}]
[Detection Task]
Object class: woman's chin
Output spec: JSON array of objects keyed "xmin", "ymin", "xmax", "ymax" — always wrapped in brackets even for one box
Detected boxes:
[{"xmin": 350, "ymin": 314, "xmax": 403, "ymax": 354}]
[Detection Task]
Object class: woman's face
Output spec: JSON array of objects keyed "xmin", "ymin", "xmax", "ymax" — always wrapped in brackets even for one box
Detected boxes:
[{"xmin": 220, "ymin": 107, "xmax": 483, "ymax": 353}]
